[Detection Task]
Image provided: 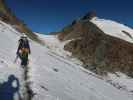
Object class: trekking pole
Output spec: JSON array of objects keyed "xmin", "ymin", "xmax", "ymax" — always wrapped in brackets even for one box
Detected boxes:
[{"xmin": 14, "ymin": 55, "xmax": 19, "ymax": 63}]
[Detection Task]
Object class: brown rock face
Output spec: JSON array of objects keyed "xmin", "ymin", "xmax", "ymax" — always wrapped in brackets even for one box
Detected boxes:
[{"xmin": 59, "ymin": 20, "xmax": 133, "ymax": 76}]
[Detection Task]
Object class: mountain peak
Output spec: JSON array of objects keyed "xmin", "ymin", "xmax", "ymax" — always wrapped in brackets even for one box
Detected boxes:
[{"xmin": 81, "ymin": 11, "xmax": 96, "ymax": 20}]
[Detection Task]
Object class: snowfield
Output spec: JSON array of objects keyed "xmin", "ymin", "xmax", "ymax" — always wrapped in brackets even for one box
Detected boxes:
[
  {"xmin": 106, "ymin": 72, "xmax": 133, "ymax": 93},
  {"xmin": 0, "ymin": 19, "xmax": 133, "ymax": 100},
  {"xmin": 36, "ymin": 33, "xmax": 72, "ymax": 57},
  {"xmin": 91, "ymin": 17, "xmax": 133, "ymax": 43},
  {"xmin": 36, "ymin": 33, "xmax": 82, "ymax": 65}
]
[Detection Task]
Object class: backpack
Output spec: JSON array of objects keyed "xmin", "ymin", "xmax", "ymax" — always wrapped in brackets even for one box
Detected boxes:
[
  {"xmin": 19, "ymin": 38, "xmax": 30, "ymax": 59},
  {"xmin": 21, "ymin": 38, "xmax": 29, "ymax": 48}
]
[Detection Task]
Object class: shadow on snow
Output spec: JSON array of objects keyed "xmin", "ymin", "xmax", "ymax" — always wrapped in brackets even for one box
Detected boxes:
[{"xmin": 0, "ymin": 75, "xmax": 22, "ymax": 100}]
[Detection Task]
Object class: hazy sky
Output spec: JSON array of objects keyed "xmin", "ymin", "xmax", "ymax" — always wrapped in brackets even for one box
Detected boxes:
[{"xmin": 5, "ymin": 0, "xmax": 133, "ymax": 34}]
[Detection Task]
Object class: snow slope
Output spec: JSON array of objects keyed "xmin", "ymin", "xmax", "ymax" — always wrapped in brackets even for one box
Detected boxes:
[
  {"xmin": 36, "ymin": 33, "xmax": 82, "ymax": 65},
  {"xmin": 106, "ymin": 72, "xmax": 133, "ymax": 93},
  {"xmin": 0, "ymin": 20, "xmax": 27, "ymax": 100},
  {"xmin": 0, "ymin": 20, "xmax": 133, "ymax": 100},
  {"xmin": 36, "ymin": 33, "xmax": 71, "ymax": 57},
  {"xmin": 91, "ymin": 17, "xmax": 133, "ymax": 43},
  {"xmin": 30, "ymin": 40, "xmax": 133, "ymax": 100}
]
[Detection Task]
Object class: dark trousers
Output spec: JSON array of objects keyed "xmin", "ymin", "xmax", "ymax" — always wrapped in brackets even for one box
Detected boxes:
[
  {"xmin": 21, "ymin": 58, "xmax": 28, "ymax": 66},
  {"xmin": 19, "ymin": 53, "xmax": 29, "ymax": 66}
]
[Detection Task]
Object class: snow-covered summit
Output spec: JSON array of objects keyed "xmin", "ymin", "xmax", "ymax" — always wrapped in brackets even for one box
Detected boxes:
[{"xmin": 91, "ymin": 17, "xmax": 133, "ymax": 43}]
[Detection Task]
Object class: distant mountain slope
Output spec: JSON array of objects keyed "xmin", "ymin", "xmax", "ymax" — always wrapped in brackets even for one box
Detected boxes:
[
  {"xmin": 91, "ymin": 17, "xmax": 133, "ymax": 43},
  {"xmin": 57, "ymin": 13, "xmax": 133, "ymax": 77},
  {"xmin": 0, "ymin": 0, "xmax": 41, "ymax": 42}
]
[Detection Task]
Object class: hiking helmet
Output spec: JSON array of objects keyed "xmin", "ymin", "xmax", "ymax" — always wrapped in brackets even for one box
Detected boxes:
[{"xmin": 21, "ymin": 33, "xmax": 27, "ymax": 39}]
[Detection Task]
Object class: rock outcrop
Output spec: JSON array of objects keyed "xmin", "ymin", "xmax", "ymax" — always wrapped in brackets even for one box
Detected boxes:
[{"xmin": 58, "ymin": 15, "xmax": 133, "ymax": 76}]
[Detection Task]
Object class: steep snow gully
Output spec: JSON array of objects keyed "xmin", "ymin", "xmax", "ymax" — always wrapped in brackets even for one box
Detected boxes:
[{"xmin": 0, "ymin": 20, "xmax": 133, "ymax": 100}]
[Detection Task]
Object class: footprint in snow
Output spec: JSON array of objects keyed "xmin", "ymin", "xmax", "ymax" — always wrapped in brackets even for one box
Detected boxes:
[
  {"xmin": 0, "ymin": 60, "xmax": 4, "ymax": 64},
  {"xmin": 53, "ymin": 68, "xmax": 59, "ymax": 72},
  {"xmin": 40, "ymin": 85, "xmax": 49, "ymax": 91}
]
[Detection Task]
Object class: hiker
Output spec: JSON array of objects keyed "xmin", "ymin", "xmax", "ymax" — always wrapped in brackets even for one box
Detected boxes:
[{"xmin": 16, "ymin": 34, "xmax": 31, "ymax": 66}]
